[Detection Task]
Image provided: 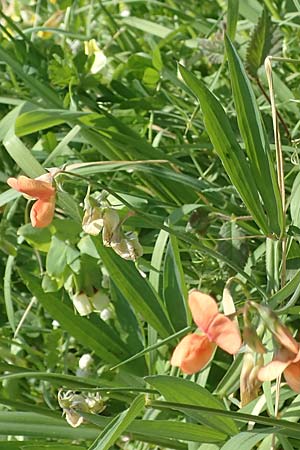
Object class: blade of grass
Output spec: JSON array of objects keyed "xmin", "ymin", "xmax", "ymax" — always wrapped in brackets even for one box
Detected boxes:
[
  {"xmin": 225, "ymin": 35, "xmax": 283, "ymax": 236},
  {"xmin": 178, "ymin": 64, "xmax": 270, "ymax": 235}
]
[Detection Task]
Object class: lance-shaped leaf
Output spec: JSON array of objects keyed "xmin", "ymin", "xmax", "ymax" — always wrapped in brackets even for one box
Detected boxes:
[
  {"xmin": 246, "ymin": 8, "xmax": 272, "ymax": 77},
  {"xmin": 179, "ymin": 64, "xmax": 270, "ymax": 235},
  {"xmin": 225, "ymin": 35, "xmax": 283, "ymax": 236}
]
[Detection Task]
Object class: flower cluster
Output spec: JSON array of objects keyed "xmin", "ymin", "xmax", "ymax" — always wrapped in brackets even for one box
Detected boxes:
[
  {"xmin": 7, "ymin": 173, "xmax": 56, "ymax": 228},
  {"xmin": 70, "ymin": 289, "xmax": 110, "ymax": 317},
  {"xmin": 171, "ymin": 290, "xmax": 242, "ymax": 374},
  {"xmin": 82, "ymin": 189, "xmax": 143, "ymax": 261},
  {"xmin": 58, "ymin": 390, "xmax": 105, "ymax": 428}
]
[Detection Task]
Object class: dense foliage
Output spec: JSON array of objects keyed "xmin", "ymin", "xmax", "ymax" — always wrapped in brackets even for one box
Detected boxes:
[{"xmin": 1, "ymin": 0, "xmax": 300, "ymax": 449}]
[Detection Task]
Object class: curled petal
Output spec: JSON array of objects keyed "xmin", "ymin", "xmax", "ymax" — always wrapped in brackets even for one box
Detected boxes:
[
  {"xmin": 284, "ymin": 361, "xmax": 300, "ymax": 393},
  {"xmin": 258, "ymin": 359, "xmax": 290, "ymax": 382},
  {"xmin": 208, "ymin": 313, "xmax": 242, "ymax": 354},
  {"xmin": 274, "ymin": 325, "xmax": 299, "ymax": 355},
  {"xmin": 257, "ymin": 348, "xmax": 294, "ymax": 382},
  {"xmin": 7, "ymin": 175, "xmax": 55, "ymax": 200},
  {"xmin": 171, "ymin": 333, "xmax": 215, "ymax": 374},
  {"xmin": 30, "ymin": 195, "xmax": 55, "ymax": 227},
  {"xmin": 188, "ymin": 290, "xmax": 218, "ymax": 334}
]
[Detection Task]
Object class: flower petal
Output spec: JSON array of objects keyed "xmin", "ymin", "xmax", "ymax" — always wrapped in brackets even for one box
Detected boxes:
[
  {"xmin": 7, "ymin": 175, "xmax": 55, "ymax": 200},
  {"xmin": 257, "ymin": 348, "xmax": 293, "ymax": 381},
  {"xmin": 30, "ymin": 195, "xmax": 55, "ymax": 227},
  {"xmin": 170, "ymin": 333, "xmax": 215, "ymax": 374},
  {"xmin": 188, "ymin": 290, "xmax": 218, "ymax": 334},
  {"xmin": 208, "ymin": 313, "xmax": 242, "ymax": 354},
  {"xmin": 274, "ymin": 324, "xmax": 299, "ymax": 355},
  {"xmin": 284, "ymin": 360, "xmax": 300, "ymax": 393}
]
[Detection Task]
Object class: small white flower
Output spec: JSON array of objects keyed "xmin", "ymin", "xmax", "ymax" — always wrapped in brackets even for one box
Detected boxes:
[
  {"xmin": 79, "ymin": 354, "xmax": 94, "ymax": 370},
  {"xmin": 100, "ymin": 308, "xmax": 112, "ymax": 321}
]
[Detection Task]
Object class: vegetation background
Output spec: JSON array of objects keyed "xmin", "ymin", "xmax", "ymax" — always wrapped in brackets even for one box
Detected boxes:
[{"xmin": 1, "ymin": 0, "xmax": 300, "ymax": 449}]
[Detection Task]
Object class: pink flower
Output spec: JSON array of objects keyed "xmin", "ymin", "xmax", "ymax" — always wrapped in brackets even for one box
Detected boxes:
[
  {"xmin": 171, "ymin": 290, "xmax": 242, "ymax": 374},
  {"xmin": 7, "ymin": 175, "xmax": 56, "ymax": 228}
]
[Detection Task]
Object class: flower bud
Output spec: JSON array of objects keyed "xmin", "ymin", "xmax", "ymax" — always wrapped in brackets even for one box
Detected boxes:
[
  {"xmin": 248, "ymin": 301, "xmax": 298, "ymax": 354},
  {"xmin": 240, "ymin": 352, "xmax": 263, "ymax": 406},
  {"xmin": 111, "ymin": 232, "xmax": 143, "ymax": 261},
  {"xmin": 243, "ymin": 326, "xmax": 266, "ymax": 354},
  {"xmin": 58, "ymin": 390, "xmax": 105, "ymax": 428},
  {"xmin": 79, "ymin": 354, "xmax": 94, "ymax": 371},
  {"xmin": 102, "ymin": 209, "xmax": 120, "ymax": 246},
  {"xmin": 90, "ymin": 290, "xmax": 110, "ymax": 311},
  {"xmin": 82, "ymin": 194, "xmax": 104, "ymax": 236},
  {"xmin": 70, "ymin": 292, "xmax": 93, "ymax": 316}
]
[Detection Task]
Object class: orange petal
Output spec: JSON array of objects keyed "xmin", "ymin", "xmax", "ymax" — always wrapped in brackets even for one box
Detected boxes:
[
  {"xmin": 188, "ymin": 290, "xmax": 218, "ymax": 334},
  {"xmin": 257, "ymin": 348, "xmax": 293, "ymax": 381},
  {"xmin": 7, "ymin": 175, "xmax": 55, "ymax": 200},
  {"xmin": 30, "ymin": 195, "xmax": 55, "ymax": 227},
  {"xmin": 274, "ymin": 325, "xmax": 299, "ymax": 355},
  {"xmin": 208, "ymin": 313, "xmax": 242, "ymax": 354},
  {"xmin": 284, "ymin": 360, "xmax": 300, "ymax": 393},
  {"xmin": 170, "ymin": 333, "xmax": 215, "ymax": 374}
]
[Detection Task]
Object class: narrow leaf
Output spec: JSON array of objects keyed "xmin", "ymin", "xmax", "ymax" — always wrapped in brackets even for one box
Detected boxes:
[
  {"xmin": 163, "ymin": 235, "xmax": 188, "ymax": 331},
  {"xmin": 225, "ymin": 35, "xmax": 283, "ymax": 236},
  {"xmin": 146, "ymin": 375, "xmax": 238, "ymax": 435},
  {"xmin": 179, "ymin": 64, "xmax": 270, "ymax": 234},
  {"xmin": 88, "ymin": 395, "xmax": 144, "ymax": 450},
  {"xmin": 227, "ymin": 0, "xmax": 239, "ymax": 41},
  {"xmin": 96, "ymin": 242, "xmax": 174, "ymax": 338},
  {"xmin": 20, "ymin": 271, "xmax": 129, "ymax": 364},
  {"xmin": 246, "ymin": 8, "xmax": 272, "ymax": 77}
]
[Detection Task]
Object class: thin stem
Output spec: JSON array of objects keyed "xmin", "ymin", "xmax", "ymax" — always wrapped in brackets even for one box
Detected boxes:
[
  {"xmin": 264, "ymin": 56, "xmax": 286, "ymax": 286},
  {"xmin": 271, "ymin": 375, "xmax": 282, "ymax": 450},
  {"xmin": 14, "ymin": 297, "xmax": 36, "ymax": 338},
  {"xmin": 255, "ymin": 76, "xmax": 291, "ymax": 143}
]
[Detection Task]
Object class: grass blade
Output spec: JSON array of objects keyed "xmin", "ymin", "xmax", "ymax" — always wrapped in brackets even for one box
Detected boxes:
[
  {"xmin": 179, "ymin": 64, "xmax": 270, "ymax": 235},
  {"xmin": 225, "ymin": 35, "xmax": 283, "ymax": 236}
]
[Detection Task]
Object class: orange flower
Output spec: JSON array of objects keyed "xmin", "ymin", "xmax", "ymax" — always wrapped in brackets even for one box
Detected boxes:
[
  {"xmin": 258, "ymin": 328, "xmax": 300, "ymax": 393},
  {"xmin": 171, "ymin": 291, "xmax": 242, "ymax": 374},
  {"xmin": 7, "ymin": 175, "xmax": 56, "ymax": 228}
]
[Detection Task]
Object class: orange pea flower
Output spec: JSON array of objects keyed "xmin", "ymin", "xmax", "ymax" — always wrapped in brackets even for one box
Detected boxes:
[
  {"xmin": 171, "ymin": 290, "xmax": 242, "ymax": 374},
  {"xmin": 258, "ymin": 324, "xmax": 300, "ymax": 393},
  {"xmin": 7, "ymin": 174, "xmax": 56, "ymax": 228}
]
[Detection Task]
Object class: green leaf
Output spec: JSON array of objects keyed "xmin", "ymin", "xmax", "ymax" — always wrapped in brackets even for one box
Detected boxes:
[
  {"xmin": 0, "ymin": 189, "xmax": 20, "ymax": 207},
  {"xmin": 225, "ymin": 35, "xmax": 283, "ymax": 236},
  {"xmin": 88, "ymin": 395, "xmax": 145, "ymax": 450},
  {"xmin": 163, "ymin": 235, "xmax": 188, "ymax": 331},
  {"xmin": 19, "ymin": 271, "xmax": 129, "ymax": 364},
  {"xmin": 270, "ymin": 270, "xmax": 300, "ymax": 308},
  {"xmin": 18, "ymin": 224, "xmax": 52, "ymax": 252},
  {"xmin": 88, "ymin": 414, "xmax": 226, "ymax": 444},
  {"xmin": 227, "ymin": 0, "xmax": 239, "ymax": 41},
  {"xmin": 217, "ymin": 221, "xmax": 248, "ymax": 270},
  {"xmin": 152, "ymin": 46, "xmax": 163, "ymax": 71},
  {"xmin": 121, "ymin": 17, "xmax": 173, "ymax": 38},
  {"xmin": 146, "ymin": 376, "xmax": 238, "ymax": 435},
  {"xmin": 46, "ymin": 236, "xmax": 68, "ymax": 279},
  {"xmin": 290, "ymin": 172, "xmax": 300, "ymax": 228},
  {"xmin": 95, "ymin": 241, "xmax": 174, "ymax": 338},
  {"xmin": 1, "ymin": 105, "xmax": 44, "ymax": 178},
  {"xmin": 15, "ymin": 110, "xmax": 86, "ymax": 137},
  {"xmin": 220, "ymin": 432, "xmax": 269, "ymax": 450},
  {"xmin": 0, "ymin": 47, "xmax": 61, "ymax": 108},
  {"xmin": 246, "ymin": 8, "xmax": 272, "ymax": 77},
  {"xmin": 143, "ymin": 67, "xmax": 160, "ymax": 86},
  {"xmin": 178, "ymin": 64, "xmax": 270, "ymax": 235},
  {"xmin": 111, "ymin": 282, "xmax": 148, "ymax": 376},
  {"xmin": 0, "ymin": 411, "xmax": 99, "ymax": 440}
]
